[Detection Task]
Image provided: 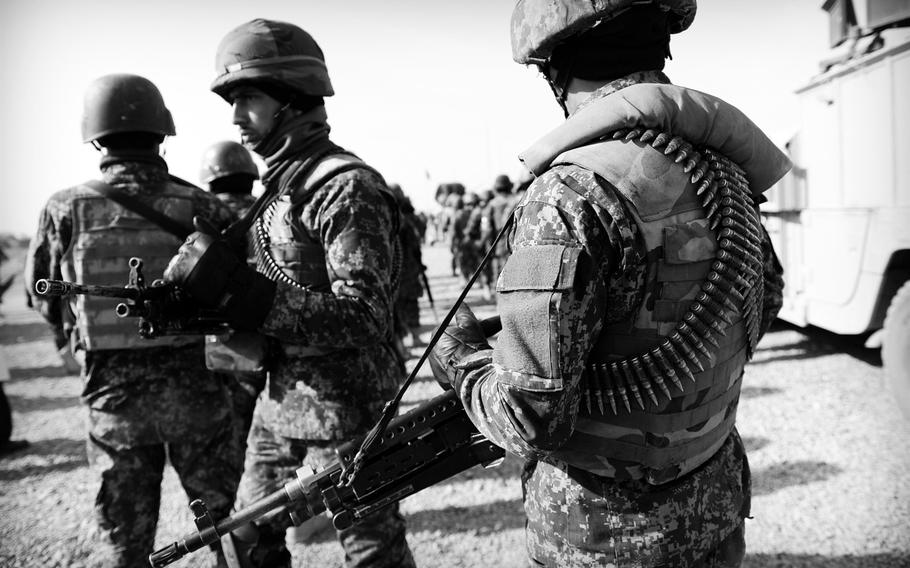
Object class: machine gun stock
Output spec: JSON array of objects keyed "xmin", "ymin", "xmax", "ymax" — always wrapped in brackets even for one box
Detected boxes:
[
  {"xmin": 34, "ymin": 257, "xmax": 229, "ymax": 338},
  {"xmin": 148, "ymin": 389, "xmax": 504, "ymax": 567}
]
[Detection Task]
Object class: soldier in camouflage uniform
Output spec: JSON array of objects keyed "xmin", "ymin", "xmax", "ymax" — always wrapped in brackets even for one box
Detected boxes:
[
  {"xmin": 200, "ymin": 140, "xmax": 260, "ymax": 217},
  {"xmin": 199, "ymin": 140, "xmax": 266, "ymax": 472},
  {"xmin": 24, "ymin": 73, "xmax": 240, "ymax": 568},
  {"xmin": 430, "ymin": 2, "xmax": 789, "ymax": 566},
  {"xmin": 388, "ymin": 184, "xmax": 425, "ymax": 346},
  {"xmin": 479, "ymin": 174, "xmax": 516, "ymax": 288},
  {"xmin": 163, "ymin": 19, "xmax": 415, "ymax": 568}
]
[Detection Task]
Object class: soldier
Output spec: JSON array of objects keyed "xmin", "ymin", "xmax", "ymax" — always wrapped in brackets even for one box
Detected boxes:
[
  {"xmin": 430, "ymin": 2, "xmax": 788, "ymax": 566},
  {"xmin": 24, "ymin": 73, "xmax": 239, "ymax": 567},
  {"xmin": 479, "ymin": 175, "xmax": 514, "ymax": 297},
  {"xmin": 200, "ymin": 140, "xmax": 260, "ymax": 217},
  {"xmin": 388, "ymin": 184, "xmax": 425, "ymax": 348},
  {"xmin": 162, "ymin": 19, "xmax": 415, "ymax": 568},
  {"xmin": 199, "ymin": 139, "xmax": 266, "ymax": 472}
]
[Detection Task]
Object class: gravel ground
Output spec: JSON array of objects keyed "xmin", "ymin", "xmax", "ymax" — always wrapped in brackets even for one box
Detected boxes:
[{"xmin": 1, "ymin": 242, "xmax": 908, "ymax": 568}]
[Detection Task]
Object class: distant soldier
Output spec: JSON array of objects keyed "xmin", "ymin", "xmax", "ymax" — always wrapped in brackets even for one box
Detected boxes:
[
  {"xmin": 24, "ymin": 73, "xmax": 239, "ymax": 567},
  {"xmin": 199, "ymin": 139, "xmax": 260, "ymax": 217},
  {"xmin": 454, "ymin": 193, "xmax": 484, "ymax": 287},
  {"xmin": 431, "ymin": 1, "xmax": 788, "ymax": 566},
  {"xmin": 479, "ymin": 174, "xmax": 515, "ymax": 286},
  {"xmin": 162, "ymin": 19, "xmax": 414, "ymax": 567},
  {"xmin": 199, "ymin": 139, "xmax": 267, "ymax": 467},
  {"xmin": 388, "ymin": 184, "xmax": 425, "ymax": 346}
]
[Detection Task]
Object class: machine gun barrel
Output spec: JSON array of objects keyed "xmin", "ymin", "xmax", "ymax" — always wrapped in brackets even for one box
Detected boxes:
[
  {"xmin": 34, "ymin": 278, "xmax": 140, "ymax": 300},
  {"xmin": 148, "ymin": 389, "xmax": 504, "ymax": 567}
]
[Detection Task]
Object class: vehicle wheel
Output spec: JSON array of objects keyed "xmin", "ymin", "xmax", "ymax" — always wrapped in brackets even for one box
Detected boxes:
[{"xmin": 883, "ymin": 280, "xmax": 910, "ymax": 420}]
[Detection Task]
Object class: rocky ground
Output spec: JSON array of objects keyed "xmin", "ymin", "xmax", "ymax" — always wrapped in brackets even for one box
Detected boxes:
[{"xmin": 1, "ymin": 242, "xmax": 908, "ymax": 567}]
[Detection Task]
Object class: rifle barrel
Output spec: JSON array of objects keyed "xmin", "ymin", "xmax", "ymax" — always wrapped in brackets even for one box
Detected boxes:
[{"xmin": 34, "ymin": 279, "xmax": 139, "ymax": 300}]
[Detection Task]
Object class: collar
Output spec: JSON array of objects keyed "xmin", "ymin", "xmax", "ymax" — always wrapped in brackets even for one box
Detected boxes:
[{"xmin": 573, "ymin": 70, "xmax": 672, "ymax": 115}]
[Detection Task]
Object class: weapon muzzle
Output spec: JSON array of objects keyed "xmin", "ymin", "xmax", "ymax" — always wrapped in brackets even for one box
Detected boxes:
[
  {"xmin": 148, "ymin": 543, "xmax": 182, "ymax": 567},
  {"xmin": 34, "ymin": 279, "xmax": 64, "ymax": 296}
]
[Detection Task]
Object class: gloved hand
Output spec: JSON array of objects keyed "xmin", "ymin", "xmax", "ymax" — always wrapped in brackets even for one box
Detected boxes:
[
  {"xmin": 164, "ymin": 217, "xmax": 275, "ymax": 330},
  {"xmin": 428, "ymin": 303, "xmax": 492, "ymax": 390}
]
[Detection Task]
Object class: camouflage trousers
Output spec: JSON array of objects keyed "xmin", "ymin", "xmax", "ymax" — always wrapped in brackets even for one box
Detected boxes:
[
  {"xmin": 234, "ymin": 411, "xmax": 416, "ymax": 568},
  {"xmin": 85, "ymin": 379, "xmax": 243, "ymax": 568},
  {"xmin": 522, "ymin": 432, "xmax": 750, "ymax": 567}
]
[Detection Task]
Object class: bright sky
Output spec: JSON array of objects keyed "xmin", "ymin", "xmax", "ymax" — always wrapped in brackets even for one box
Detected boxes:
[{"xmin": 0, "ymin": 0, "xmax": 829, "ymax": 237}]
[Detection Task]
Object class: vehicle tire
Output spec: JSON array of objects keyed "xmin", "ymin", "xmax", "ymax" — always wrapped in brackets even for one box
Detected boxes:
[{"xmin": 883, "ymin": 280, "xmax": 910, "ymax": 420}]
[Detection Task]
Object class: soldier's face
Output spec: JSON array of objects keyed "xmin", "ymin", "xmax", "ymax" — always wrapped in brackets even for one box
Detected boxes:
[{"xmin": 229, "ymin": 86, "xmax": 283, "ymax": 147}]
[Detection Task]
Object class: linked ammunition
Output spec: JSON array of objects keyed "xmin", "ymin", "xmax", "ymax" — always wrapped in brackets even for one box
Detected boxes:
[
  {"xmin": 683, "ymin": 312, "xmax": 720, "ymax": 347},
  {"xmin": 676, "ymin": 323, "xmax": 713, "ymax": 361},
  {"xmin": 641, "ymin": 352, "xmax": 672, "ymax": 399},
  {"xmin": 716, "ymin": 250, "xmax": 759, "ymax": 279},
  {"xmin": 630, "ymin": 357, "xmax": 659, "ymax": 406},
  {"xmin": 609, "ymin": 362, "xmax": 631, "ymax": 413},
  {"xmin": 707, "ymin": 272, "xmax": 746, "ymax": 301},
  {"xmin": 696, "ymin": 291, "xmax": 734, "ymax": 324},
  {"xmin": 624, "ymin": 128, "xmax": 643, "ymax": 142},
  {"xmin": 652, "ymin": 132, "xmax": 672, "ymax": 148},
  {"xmin": 650, "ymin": 347, "xmax": 685, "ymax": 392},
  {"xmin": 619, "ymin": 360, "xmax": 645, "ymax": 410}
]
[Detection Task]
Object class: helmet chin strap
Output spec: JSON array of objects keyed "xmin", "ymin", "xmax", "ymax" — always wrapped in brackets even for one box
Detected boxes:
[{"xmin": 540, "ymin": 60, "xmax": 574, "ymax": 118}]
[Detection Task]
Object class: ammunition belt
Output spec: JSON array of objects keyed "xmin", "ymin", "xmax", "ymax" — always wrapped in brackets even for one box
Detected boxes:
[{"xmin": 584, "ymin": 128, "xmax": 765, "ymax": 415}]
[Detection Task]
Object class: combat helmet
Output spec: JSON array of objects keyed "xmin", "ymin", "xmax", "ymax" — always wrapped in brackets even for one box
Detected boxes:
[
  {"xmin": 211, "ymin": 19, "xmax": 334, "ymax": 102},
  {"xmin": 511, "ymin": 0, "xmax": 697, "ymax": 65},
  {"xmin": 199, "ymin": 140, "xmax": 260, "ymax": 184},
  {"xmin": 81, "ymin": 73, "xmax": 175, "ymax": 143}
]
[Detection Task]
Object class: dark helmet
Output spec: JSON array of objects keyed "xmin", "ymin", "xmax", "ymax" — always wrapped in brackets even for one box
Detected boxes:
[
  {"xmin": 511, "ymin": 0, "xmax": 696, "ymax": 65},
  {"xmin": 81, "ymin": 73, "xmax": 175, "ymax": 143},
  {"xmin": 199, "ymin": 140, "xmax": 260, "ymax": 184},
  {"xmin": 211, "ymin": 19, "xmax": 334, "ymax": 102},
  {"xmin": 493, "ymin": 174, "xmax": 513, "ymax": 193}
]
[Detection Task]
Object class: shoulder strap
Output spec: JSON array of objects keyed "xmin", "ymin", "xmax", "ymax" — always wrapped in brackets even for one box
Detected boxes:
[{"xmin": 84, "ymin": 179, "xmax": 191, "ymax": 240}]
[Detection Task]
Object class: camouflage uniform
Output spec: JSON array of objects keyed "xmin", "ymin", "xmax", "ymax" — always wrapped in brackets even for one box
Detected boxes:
[
  {"xmin": 25, "ymin": 157, "xmax": 240, "ymax": 568},
  {"xmin": 215, "ymin": 192, "xmax": 257, "ymax": 218},
  {"xmin": 395, "ymin": 207, "xmax": 425, "ymax": 334},
  {"xmin": 480, "ymin": 179, "xmax": 516, "ymax": 283},
  {"xmin": 234, "ymin": 126, "xmax": 415, "ymax": 567},
  {"xmin": 447, "ymin": 72, "xmax": 787, "ymax": 567}
]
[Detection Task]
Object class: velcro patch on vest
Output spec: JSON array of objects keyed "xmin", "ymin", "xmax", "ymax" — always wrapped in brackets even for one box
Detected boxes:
[
  {"xmin": 494, "ymin": 245, "xmax": 582, "ymax": 383},
  {"xmin": 497, "ymin": 244, "xmax": 581, "ymax": 292}
]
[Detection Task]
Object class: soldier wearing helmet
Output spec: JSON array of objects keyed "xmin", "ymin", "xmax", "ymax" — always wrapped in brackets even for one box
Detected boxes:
[
  {"xmin": 479, "ymin": 173, "xmax": 517, "ymax": 297},
  {"xmin": 200, "ymin": 140, "xmax": 260, "ymax": 217},
  {"xmin": 430, "ymin": 2, "xmax": 789, "ymax": 566},
  {"xmin": 24, "ymin": 73, "xmax": 239, "ymax": 568},
  {"xmin": 163, "ymin": 19, "xmax": 415, "ymax": 568}
]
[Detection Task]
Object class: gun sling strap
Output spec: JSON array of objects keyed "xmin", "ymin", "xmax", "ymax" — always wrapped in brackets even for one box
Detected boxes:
[{"xmin": 84, "ymin": 179, "xmax": 193, "ymax": 240}]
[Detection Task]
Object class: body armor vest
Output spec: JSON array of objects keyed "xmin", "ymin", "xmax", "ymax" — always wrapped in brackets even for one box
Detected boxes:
[
  {"xmin": 61, "ymin": 185, "xmax": 200, "ymax": 352},
  {"xmin": 252, "ymin": 152, "xmax": 399, "ymax": 359},
  {"xmin": 550, "ymin": 135, "xmax": 764, "ymax": 485},
  {"xmin": 255, "ymin": 153, "xmax": 378, "ymax": 290}
]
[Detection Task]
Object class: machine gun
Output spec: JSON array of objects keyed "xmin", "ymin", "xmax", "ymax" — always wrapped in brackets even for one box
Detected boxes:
[
  {"xmin": 148, "ymin": 389, "xmax": 504, "ymax": 567},
  {"xmin": 34, "ymin": 257, "xmax": 229, "ymax": 338}
]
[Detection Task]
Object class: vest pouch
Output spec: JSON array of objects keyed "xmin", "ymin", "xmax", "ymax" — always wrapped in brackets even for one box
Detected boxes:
[{"xmin": 205, "ymin": 331, "xmax": 270, "ymax": 373}]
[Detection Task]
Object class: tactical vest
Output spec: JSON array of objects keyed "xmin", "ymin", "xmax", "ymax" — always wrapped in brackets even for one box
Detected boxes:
[
  {"xmin": 252, "ymin": 152, "xmax": 398, "ymax": 358},
  {"xmin": 549, "ymin": 134, "xmax": 764, "ymax": 485},
  {"xmin": 61, "ymin": 185, "xmax": 200, "ymax": 352}
]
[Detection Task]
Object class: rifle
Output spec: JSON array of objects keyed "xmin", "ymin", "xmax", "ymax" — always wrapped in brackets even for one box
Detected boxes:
[
  {"xmin": 418, "ymin": 266, "xmax": 439, "ymax": 325},
  {"xmin": 148, "ymin": 389, "xmax": 504, "ymax": 567},
  {"xmin": 34, "ymin": 257, "xmax": 229, "ymax": 338}
]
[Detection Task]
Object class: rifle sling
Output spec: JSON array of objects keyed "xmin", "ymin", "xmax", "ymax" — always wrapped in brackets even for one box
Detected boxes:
[{"xmin": 84, "ymin": 179, "xmax": 192, "ymax": 240}]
